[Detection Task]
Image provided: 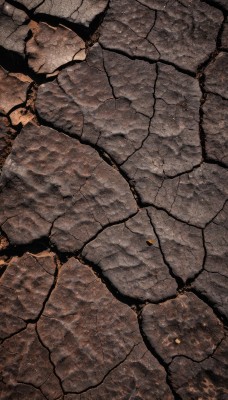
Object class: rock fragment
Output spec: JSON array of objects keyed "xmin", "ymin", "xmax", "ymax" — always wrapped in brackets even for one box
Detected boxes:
[
  {"xmin": 37, "ymin": 258, "xmax": 173, "ymax": 397},
  {"xmin": 0, "ymin": 67, "xmax": 31, "ymax": 114},
  {"xmin": 0, "ymin": 124, "xmax": 137, "ymax": 251},
  {"xmin": 169, "ymin": 336, "xmax": 228, "ymax": 399},
  {"xmin": 83, "ymin": 209, "xmax": 177, "ymax": 302},
  {"xmin": 0, "ymin": 252, "xmax": 57, "ymax": 339},
  {"xmin": 26, "ymin": 22, "xmax": 86, "ymax": 75},
  {"xmin": 141, "ymin": 292, "xmax": 223, "ymax": 363}
]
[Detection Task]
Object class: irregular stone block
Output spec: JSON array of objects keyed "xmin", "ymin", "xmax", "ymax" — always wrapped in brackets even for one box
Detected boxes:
[
  {"xmin": 169, "ymin": 336, "xmax": 228, "ymax": 399},
  {"xmin": 141, "ymin": 292, "xmax": 223, "ymax": 363},
  {"xmin": 26, "ymin": 22, "xmax": 86, "ymax": 75},
  {"xmin": 37, "ymin": 259, "xmax": 170, "ymax": 394},
  {"xmin": 0, "ymin": 124, "xmax": 137, "ymax": 251},
  {"xmin": 0, "ymin": 67, "xmax": 31, "ymax": 114},
  {"xmin": 0, "ymin": 252, "xmax": 56, "ymax": 339},
  {"xmin": 83, "ymin": 209, "xmax": 177, "ymax": 302}
]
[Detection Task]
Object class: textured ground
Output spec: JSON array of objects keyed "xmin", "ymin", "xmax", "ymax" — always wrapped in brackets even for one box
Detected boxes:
[{"xmin": 0, "ymin": 0, "xmax": 227, "ymax": 399}]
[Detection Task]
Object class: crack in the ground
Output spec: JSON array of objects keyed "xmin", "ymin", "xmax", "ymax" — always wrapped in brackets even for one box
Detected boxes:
[
  {"xmin": 65, "ymin": 343, "xmax": 140, "ymax": 395},
  {"xmin": 35, "ymin": 324, "xmax": 65, "ymax": 395},
  {"xmin": 146, "ymin": 209, "xmax": 183, "ymax": 289},
  {"xmin": 137, "ymin": 312, "xmax": 183, "ymax": 400},
  {"xmin": 99, "ymin": 43, "xmax": 196, "ymax": 77},
  {"xmin": 197, "ymin": 12, "xmax": 226, "ymax": 162}
]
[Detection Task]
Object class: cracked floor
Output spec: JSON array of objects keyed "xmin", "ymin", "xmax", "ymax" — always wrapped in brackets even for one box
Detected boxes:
[{"xmin": 0, "ymin": 0, "xmax": 227, "ymax": 399}]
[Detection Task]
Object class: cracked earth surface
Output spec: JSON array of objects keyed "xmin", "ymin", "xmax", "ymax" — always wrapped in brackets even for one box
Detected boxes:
[{"xmin": 0, "ymin": 0, "xmax": 227, "ymax": 399}]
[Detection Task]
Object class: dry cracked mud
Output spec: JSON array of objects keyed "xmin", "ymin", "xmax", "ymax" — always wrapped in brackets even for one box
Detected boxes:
[{"xmin": 0, "ymin": 0, "xmax": 227, "ymax": 399}]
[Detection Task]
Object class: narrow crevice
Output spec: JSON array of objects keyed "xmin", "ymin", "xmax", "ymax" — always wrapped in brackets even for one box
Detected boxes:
[
  {"xmin": 137, "ymin": 314, "xmax": 183, "ymax": 400},
  {"xmin": 77, "ymin": 253, "xmax": 143, "ymax": 308},
  {"xmin": 188, "ymin": 288, "xmax": 227, "ymax": 327},
  {"xmin": 65, "ymin": 343, "xmax": 139, "ymax": 395},
  {"xmin": 35, "ymin": 325, "xmax": 65, "ymax": 395},
  {"xmin": 24, "ymin": 262, "xmax": 59, "ymax": 324},
  {"xmin": 146, "ymin": 209, "xmax": 184, "ymax": 290},
  {"xmin": 78, "ymin": 253, "xmax": 179, "ymax": 311},
  {"xmin": 17, "ymin": 381, "xmax": 49, "ymax": 400},
  {"xmin": 204, "ymin": 199, "xmax": 227, "ymax": 228},
  {"xmin": 184, "ymin": 229, "xmax": 207, "ymax": 287},
  {"xmin": 119, "ymin": 63, "xmax": 159, "ymax": 166},
  {"xmin": 6, "ymin": 0, "xmax": 110, "ymax": 41},
  {"xmin": 35, "ymin": 113, "xmax": 141, "ymax": 207},
  {"xmin": 197, "ymin": 12, "xmax": 226, "ymax": 161},
  {"xmin": 99, "ymin": 43, "xmax": 196, "ymax": 77},
  {"xmin": 0, "ymin": 325, "xmax": 28, "ymax": 345}
]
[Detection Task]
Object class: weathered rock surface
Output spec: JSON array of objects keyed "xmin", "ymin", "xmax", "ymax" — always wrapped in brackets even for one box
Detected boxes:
[
  {"xmin": 83, "ymin": 209, "xmax": 177, "ymax": 302},
  {"xmin": 0, "ymin": 124, "xmax": 137, "ymax": 251},
  {"xmin": 131, "ymin": 163, "xmax": 227, "ymax": 228},
  {"xmin": 192, "ymin": 203, "xmax": 228, "ymax": 318},
  {"xmin": 100, "ymin": 0, "xmax": 223, "ymax": 72},
  {"xmin": 37, "ymin": 258, "xmax": 173, "ymax": 397},
  {"xmin": 193, "ymin": 271, "xmax": 228, "ymax": 320},
  {"xmin": 205, "ymin": 52, "xmax": 228, "ymax": 99},
  {"xmin": 65, "ymin": 344, "xmax": 174, "ymax": 399},
  {"xmin": 16, "ymin": 0, "xmax": 109, "ymax": 26},
  {"xmin": 0, "ymin": 324, "xmax": 62, "ymax": 399},
  {"xmin": 203, "ymin": 94, "xmax": 228, "ymax": 166},
  {"xmin": 141, "ymin": 293, "xmax": 223, "ymax": 363},
  {"xmin": 147, "ymin": 207, "xmax": 204, "ymax": 282},
  {"xmin": 36, "ymin": 44, "xmax": 153, "ymax": 164},
  {"xmin": 0, "ymin": 252, "xmax": 56, "ymax": 339},
  {"xmin": 0, "ymin": 117, "xmax": 16, "ymax": 169},
  {"xmin": 169, "ymin": 336, "xmax": 228, "ymax": 400},
  {"xmin": 26, "ymin": 22, "xmax": 86, "ymax": 74},
  {"xmin": 0, "ymin": 67, "xmax": 31, "ymax": 114},
  {"xmin": 0, "ymin": 1, "xmax": 29, "ymax": 57},
  {"xmin": 122, "ymin": 62, "xmax": 202, "ymax": 177},
  {"xmin": 0, "ymin": 0, "xmax": 227, "ymax": 397},
  {"xmin": 37, "ymin": 45, "xmax": 202, "ymax": 169}
]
